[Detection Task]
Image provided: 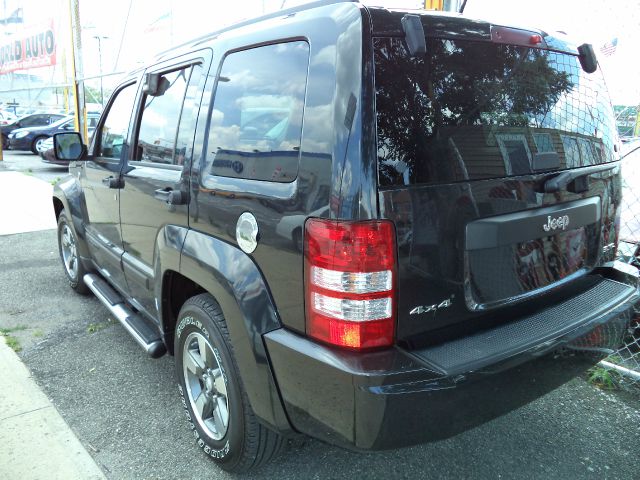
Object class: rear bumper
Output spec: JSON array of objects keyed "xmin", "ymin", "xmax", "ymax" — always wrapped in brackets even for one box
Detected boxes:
[{"xmin": 264, "ymin": 262, "xmax": 639, "ymax": 450}]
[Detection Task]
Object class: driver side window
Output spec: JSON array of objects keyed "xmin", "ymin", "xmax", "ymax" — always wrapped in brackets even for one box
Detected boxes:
[{"xmin": 97, "ymin": 83, "xmax": 137, "ymax": 160}]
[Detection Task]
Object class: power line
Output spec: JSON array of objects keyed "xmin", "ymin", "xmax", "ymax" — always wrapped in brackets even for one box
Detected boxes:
[{"xmin": 114, "ymin": 0, "xmax": 132, "ymax": 71}]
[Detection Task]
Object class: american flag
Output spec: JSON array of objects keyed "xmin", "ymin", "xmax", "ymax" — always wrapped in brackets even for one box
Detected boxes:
[{"xmin": 600, "ymin": 38, "xmax": 618, "ymax": 57}]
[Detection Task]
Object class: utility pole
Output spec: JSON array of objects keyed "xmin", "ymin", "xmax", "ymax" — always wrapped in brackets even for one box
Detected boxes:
[
  {"xmin": 93, "ymin": 35, "xmax": 108, "ymax": 107},
  {"xmin": 68, "ymin": 0, "xmax": 88, "ymax": 141}
]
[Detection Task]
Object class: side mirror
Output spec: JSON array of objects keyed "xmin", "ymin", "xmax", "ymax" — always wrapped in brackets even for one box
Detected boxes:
[
  {"xmin": 143, "ymin": 73, "xmax": 170, "ymax": 96},
  {"xmin": 401, "ymin": 14, "xmax": 427, "ymax": 57},
  {"xmin": 54, "ymin": 132, "xmax": 86, "ymax": 161}
]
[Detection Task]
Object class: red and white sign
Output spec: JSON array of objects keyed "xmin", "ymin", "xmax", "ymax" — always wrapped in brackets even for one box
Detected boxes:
[{"xmin": 0, "ymin": 22, "xmax": 57, "ymax": 73}]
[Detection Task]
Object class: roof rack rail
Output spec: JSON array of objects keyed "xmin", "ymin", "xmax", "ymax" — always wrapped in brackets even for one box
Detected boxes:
[{"xmin": 155, "ymin": 0, "xmax": 360, "ymax": 59}]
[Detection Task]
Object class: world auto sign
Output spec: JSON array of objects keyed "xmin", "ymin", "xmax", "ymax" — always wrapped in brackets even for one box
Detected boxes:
[{"xmin": 0, "ymin": 23, "xmax": 56, "ymax": 73}]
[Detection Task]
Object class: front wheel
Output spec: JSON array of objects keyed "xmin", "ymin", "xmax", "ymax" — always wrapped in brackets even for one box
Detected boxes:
[
  {"xmin": 57, "ymin": 209, "xmax": 89, "ymax": 294},
  {"xmin": 175, "ymin": 294, "xmax": 284, "ymax": 472}
]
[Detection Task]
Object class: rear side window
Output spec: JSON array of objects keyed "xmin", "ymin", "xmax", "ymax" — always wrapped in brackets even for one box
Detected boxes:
[
  {"xmin": 374, "ymin": 37, "xmax": 618, "ymax": 187},
  {"xmin": 20, "ymin": 115, "xmax": 46, "ymax": 127},
  {"xmin": 204, "ymin": 41, "xmax": 309, "ymax": 183}
]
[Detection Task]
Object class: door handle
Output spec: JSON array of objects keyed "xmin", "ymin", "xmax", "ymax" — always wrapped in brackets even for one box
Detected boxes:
[
  {"xmin": 154, "ymin": 188, "xmax": 187, "ymax": 205},
  {"xmin": 102, "ymin": 176, "xmax": 124, "ymax": 189}
]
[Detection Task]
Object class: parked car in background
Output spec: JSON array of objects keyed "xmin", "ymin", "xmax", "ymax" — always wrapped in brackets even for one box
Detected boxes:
[
  {"xmin": 1, "ymin": 113, "xmax": 66, "ymax": 148},
  {"xmin": 7, "ymin": 114, "xmax": 99, "ymax": 154}
]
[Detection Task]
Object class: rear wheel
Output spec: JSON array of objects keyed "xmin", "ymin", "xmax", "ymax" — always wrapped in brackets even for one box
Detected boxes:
[
  {"xmin": 57, "ymin": 209, "xmax": 89, "ymax": 294},
  {"xmin": 31, "ymin": 135, "xmax": 48, "ymax": 154},
  {"xmin": 175, "ymin": 294, "xmax": 284, "ymax": 472}
]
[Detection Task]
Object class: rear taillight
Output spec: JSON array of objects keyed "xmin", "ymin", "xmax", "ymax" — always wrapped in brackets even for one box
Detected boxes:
[{"xmin": 304, "ymin": 218, "xmax": 396, "ymax": 350}]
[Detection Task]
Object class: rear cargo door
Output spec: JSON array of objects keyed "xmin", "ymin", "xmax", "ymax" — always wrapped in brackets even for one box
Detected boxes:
[{"xmin": 373, "ymin": 34, "xmax": 621, "ymax": 343}]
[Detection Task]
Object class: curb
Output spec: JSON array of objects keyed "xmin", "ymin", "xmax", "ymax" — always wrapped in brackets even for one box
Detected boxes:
[{"xmin": 0, "ymin": 336, "xmax": 106, "ymax": 480}]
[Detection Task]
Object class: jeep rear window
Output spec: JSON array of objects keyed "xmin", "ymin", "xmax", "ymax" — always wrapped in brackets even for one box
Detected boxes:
[{"xmin": 374, "ymin": 37, "xmax": 618, "ymax": 187}]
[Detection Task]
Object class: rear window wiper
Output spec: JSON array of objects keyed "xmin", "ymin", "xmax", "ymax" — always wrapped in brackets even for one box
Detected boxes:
[{"xmin": 543, "ymin": 163, "xmax": 616, "ymax": 193}]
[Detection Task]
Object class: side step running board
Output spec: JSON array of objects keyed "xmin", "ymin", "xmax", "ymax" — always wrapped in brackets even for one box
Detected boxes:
[{"xmin": 83, "ymin": 274, "xmax": 166, "ymax": 358}]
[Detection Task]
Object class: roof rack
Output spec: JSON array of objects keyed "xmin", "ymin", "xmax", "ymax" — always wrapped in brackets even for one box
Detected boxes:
[{"xmin": 155, "ymin": 0, "xmax": 360, "ymax": 59}]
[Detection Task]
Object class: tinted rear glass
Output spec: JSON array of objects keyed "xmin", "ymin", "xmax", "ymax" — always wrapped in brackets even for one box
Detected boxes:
[
  {"xmin": 374, "ymin": 37, "xmax": 617, "ymax": 187},
  {"xmin": 203, "ymin": 41, "xmax": 309, "ymax": 183}
]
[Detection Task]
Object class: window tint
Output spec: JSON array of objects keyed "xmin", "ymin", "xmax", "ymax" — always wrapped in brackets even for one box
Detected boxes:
[
  {"xmin": 174, "ymin": 65, "xmax": 203, "ymax": 166},
  {"xmin": 496, "ymin": 134, "xmax": 531, "ymax": 175},
  {"xmin": 97, "ymin": 83, "xmax": 137, "ymax": 159},
  {"xmin": 374, "ymin": 37, "xmax": 617, "ymax": 186},
  {"xmin": 204, "ymin": 41, "xmax": 309, "ymax": 183},
  {"xmin": 533, "ymin": 133, "xmax": 555, "ymax": 153},
  {"xmin": 136, "ymin": 67, "xmax": 190, "ymax": 165},
  {"xmin": 21, "ymin": 115, "xmax": 45, "ymax": 127}
]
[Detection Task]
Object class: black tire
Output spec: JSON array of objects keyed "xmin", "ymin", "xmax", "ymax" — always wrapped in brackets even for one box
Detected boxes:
[
  {"xmin": 175, "ymin": 294, "xmax": 284, "ymax": 472},
  {"xmin": 57, "ymin": 209, "xmax": 89, "ymax": 294},
  {"xmin": 31, "ymin": 136, "xmax": 48, "ymax": 155}
]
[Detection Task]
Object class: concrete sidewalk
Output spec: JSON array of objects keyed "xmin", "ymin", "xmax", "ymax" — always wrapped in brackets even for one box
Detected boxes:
[
  {"xmin": 0, "ymin": 170, "xmax": 104, "ymax": 478},
  {"xmin": 0, "ymin": 337, "xmax": 106, "ymax": 479},
  {"xmin": 0, "ymin": 171, "xmax": 57, "ymax": 235}
]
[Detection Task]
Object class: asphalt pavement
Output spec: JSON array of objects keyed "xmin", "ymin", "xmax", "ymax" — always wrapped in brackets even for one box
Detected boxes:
[{"xmin": 1, "ymin": 150, "xmax": 639, "ymax": 479}]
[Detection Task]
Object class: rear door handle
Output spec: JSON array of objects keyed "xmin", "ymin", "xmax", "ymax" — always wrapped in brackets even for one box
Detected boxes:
[
  {"xmin": 154, "ymin": 188, "xmax": 187, "ymax": 205},
  {"xmin": 102, "ymin": 176, "xmax": 124, "ymax": 189}
]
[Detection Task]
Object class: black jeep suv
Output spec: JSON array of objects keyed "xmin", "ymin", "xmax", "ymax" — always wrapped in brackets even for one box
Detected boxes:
[{"xmin": 52, "ymin": 0, "xmax": 639, "ymax": 473}]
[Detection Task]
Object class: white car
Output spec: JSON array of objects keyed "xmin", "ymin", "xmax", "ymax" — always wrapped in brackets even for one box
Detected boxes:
[
  {"xmin": 0, "ymin": 110, "xmax": 17, "ymax": 125},
  {"xmin": 37, "ymin": 136, "xmax": 54, "ymax": 156}
]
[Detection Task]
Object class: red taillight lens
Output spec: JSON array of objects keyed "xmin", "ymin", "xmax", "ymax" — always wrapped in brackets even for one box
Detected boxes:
[{"xmin": 304, "ymin": 219, "xmax": 396, "ymax": 350}]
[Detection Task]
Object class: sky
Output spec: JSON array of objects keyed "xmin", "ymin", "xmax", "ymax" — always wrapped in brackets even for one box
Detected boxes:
[{"xmin": 2, "ymin": 0, "xmax": 639, "ymax": 105}]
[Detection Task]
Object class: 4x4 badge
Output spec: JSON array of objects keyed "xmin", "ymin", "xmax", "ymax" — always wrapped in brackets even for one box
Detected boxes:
[
  {"xmin": 543, "ymin": 214, "xmax": 570, "ymax": 232},
  {"xmin": 410, "ymin": 296, "xmax": 454, "ymax": 315}
]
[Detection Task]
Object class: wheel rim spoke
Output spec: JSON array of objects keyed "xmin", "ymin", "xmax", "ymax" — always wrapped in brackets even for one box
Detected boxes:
[
  {"xmin": 194, "ymin": 391, "xmax": 212, "ymax": 419},
  {"xmin": 212, "ymin": 368, "xmax": 226, "ymax": 396},
  {"xmin": 214, "ymin": 396, "xmax": 229, "ymax": 430},
  {"xmin": 197, "ymin": 336, "xmax": 212, "ymax": 367},
  {"xmin": 185, "ymin": 348, "xmax": 204, "ymax": 376}
]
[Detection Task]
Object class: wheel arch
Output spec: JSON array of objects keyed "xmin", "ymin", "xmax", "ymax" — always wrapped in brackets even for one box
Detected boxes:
[
  {"xmin": 159, "ymin": 228, "xmax": 292, "ymax": 433},
  {"xmin": 53, "ymin": 178, "xmax": 91, "ymax": 260}
]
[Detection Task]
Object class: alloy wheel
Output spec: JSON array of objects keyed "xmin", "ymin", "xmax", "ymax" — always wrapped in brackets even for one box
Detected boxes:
[
  {"xmin": 182, "ymin": 331, "xmax": 230, "ymax": 441},
  {"xmin": 60, "ymin": 224, "xmax": 78, "ymax": 280}
]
